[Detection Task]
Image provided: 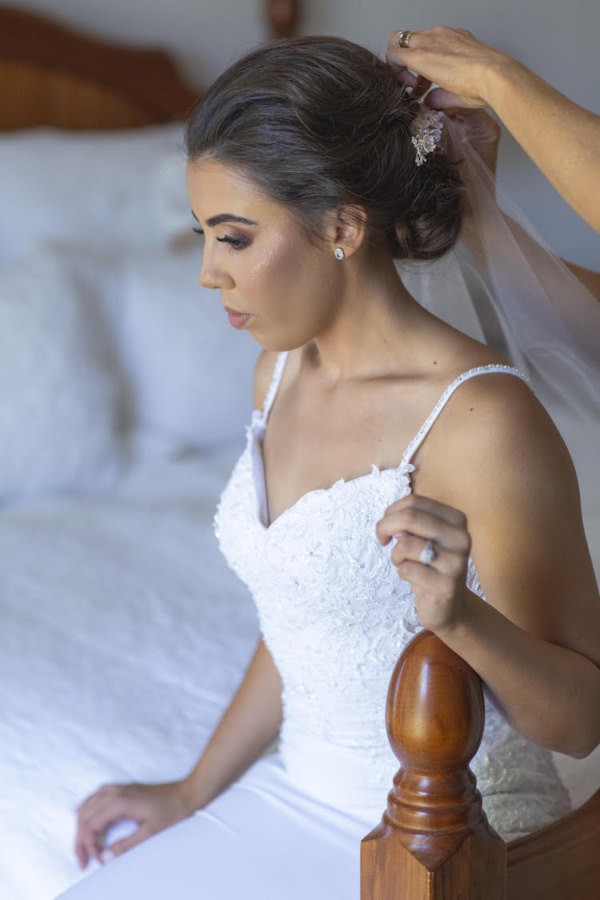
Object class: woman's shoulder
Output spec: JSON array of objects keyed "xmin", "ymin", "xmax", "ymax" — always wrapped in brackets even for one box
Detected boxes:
[
  {"xmin": 419, "ymin": 351, "xmax": 576, "ymax": 511},
  {"xmin": 420, "ymin": 324, "xmax": 537, "ymax": 424}
]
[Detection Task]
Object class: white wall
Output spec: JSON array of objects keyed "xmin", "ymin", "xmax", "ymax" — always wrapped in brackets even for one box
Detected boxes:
[{"xmin": 5, "ymin": 0, "xmax": 599, "ymax": 267}]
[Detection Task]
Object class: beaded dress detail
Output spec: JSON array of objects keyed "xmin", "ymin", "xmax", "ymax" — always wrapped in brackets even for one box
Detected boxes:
[{"xmin": 215, "ymin": 352, "xmax": 571, "ymax": 841}]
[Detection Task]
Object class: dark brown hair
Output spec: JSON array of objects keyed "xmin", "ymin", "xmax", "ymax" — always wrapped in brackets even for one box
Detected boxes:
[{"xmin": 185, "ymin": 36, "xmax": 464, "ymax": 261}]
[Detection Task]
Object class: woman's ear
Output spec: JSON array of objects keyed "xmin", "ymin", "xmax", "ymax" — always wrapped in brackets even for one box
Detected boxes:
[{"xmin": 323, "ymin": 206, "xmax": 369, "ymax": 259}]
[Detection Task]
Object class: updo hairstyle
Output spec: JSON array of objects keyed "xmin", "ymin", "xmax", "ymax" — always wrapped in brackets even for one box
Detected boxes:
[{"xmin": 185, "ymin": 36, "xmax": 464, "ymax": 261}]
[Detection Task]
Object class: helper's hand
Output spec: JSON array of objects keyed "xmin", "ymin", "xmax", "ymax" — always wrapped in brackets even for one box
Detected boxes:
[
  {"xmin": 386, "ymin": 30, "xmax": 503, "ymax": 177},
  {"xmin": 386, "ymin": 26, "xmax": 515, "ymax": 111},
  {"xmin": 376, "ymin": 494, "xmax": 471, "ymax": 635},
  {"xmin": 436, "ymin": 107, "xmax": 501, "ymax": 177},
  {"xmin": 75, "ymin": 780, "xmax": 193, "ymax": 869}
]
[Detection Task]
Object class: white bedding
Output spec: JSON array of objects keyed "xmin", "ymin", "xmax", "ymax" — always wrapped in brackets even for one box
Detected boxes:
[{"xmin": 0, "ymin": 447, "xmax": 260, "ymax": 900}]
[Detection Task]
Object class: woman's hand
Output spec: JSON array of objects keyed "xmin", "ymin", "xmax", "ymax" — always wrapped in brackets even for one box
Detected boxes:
[
  {"xmin": 75, "ymin": 780, "xmax": 193, "ymax": 869},
  {"xmin": 386, "ymin": 26, "xmax": 515, "ymax": 110},
  {"xmin": 376, "ymin": 493, "xmax": 472, "ymax": 634}
]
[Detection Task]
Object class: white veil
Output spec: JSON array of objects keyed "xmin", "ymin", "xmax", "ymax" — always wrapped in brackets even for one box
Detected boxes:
[{"xmin": 398, "ymin": 114, "xmax": 600, "ymax": 579}]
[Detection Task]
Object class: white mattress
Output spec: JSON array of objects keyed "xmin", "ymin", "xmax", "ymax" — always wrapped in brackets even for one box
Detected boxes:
[
  {"xmin": 0, "ymin": 446, "xmax": 259, "ymax": 900},
  {"xmin": 1, "ymin": 446, "xmax": 598, "ymax": 900}
]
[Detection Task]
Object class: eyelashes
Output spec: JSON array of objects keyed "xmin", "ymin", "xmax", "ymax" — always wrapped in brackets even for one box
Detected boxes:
[
  {"xmin": 191, "ymin": 227, "xmax": 249, "ymax": 251},
  {"xmin": 218, "ymin": 236, "xmax": 249, "ymax": 250}
]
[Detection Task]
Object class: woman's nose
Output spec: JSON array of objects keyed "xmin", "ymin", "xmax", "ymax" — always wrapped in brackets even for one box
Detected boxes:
[
  {"xmin": 199, "ymin": 267, "xmax": 220, "ymax": 290},
  {"xmin": 199, "ymin": 253, "xmax": 234, "ymax": 291}
]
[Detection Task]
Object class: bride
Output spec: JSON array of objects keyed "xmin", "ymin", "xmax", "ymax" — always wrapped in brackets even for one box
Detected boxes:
[{"xmin": 59, "ymin": 35, "xmax": 600, "ymax": 900}]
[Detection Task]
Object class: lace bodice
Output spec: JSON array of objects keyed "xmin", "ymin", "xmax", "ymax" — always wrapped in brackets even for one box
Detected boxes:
[{"xmin": 215, "ymin": 352, "xmax": 571, "ymax": 840}]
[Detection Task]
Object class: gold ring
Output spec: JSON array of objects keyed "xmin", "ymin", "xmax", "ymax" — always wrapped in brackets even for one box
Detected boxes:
[{"xmin": 397, "ymin": 30, "xmax": 415, "ymax": 48}]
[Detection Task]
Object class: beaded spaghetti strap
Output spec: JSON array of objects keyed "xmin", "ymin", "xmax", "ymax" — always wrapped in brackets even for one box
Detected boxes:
[
  {"xmin": 261, "ymin": 351, "xmax": 290, "ymax": 423},
  {"xmin": 401, "ymin": 364, "xmax": 530, "ymax": 467}
]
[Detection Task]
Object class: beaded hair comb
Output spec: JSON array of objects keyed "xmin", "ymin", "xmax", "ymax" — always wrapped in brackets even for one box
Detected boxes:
[{"xmin": 410, "ymin": 109, "xmax": 445, "ymax": 166}]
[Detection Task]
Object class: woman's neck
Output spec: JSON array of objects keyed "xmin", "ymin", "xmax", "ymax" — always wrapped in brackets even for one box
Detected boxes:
[{"xmin": 303, "ymin": 248, "xmax": 433, "ymax": 383}]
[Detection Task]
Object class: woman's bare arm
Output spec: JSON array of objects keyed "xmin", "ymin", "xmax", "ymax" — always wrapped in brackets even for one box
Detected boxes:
[
  {"xmin": 180, "ymin": 636, "xmax": 283, "ymax": 810},
  {"xmin": 435, "ymin": 377, "xmax": 600, "ymax": 757},
  {"xmin": 378, "ymin": 374, "xmax": 600, "ymax": 757}
]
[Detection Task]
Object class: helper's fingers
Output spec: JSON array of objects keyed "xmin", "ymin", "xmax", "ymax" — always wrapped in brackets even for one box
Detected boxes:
[
  {"xmin": 410, "ymin": 74, "xmax": 433, "ymax": 101},
  {"xmin": 425, "ymin": 86, "xmax": 488, "ymax": 110},
  {"xmin": 386, "ymin": 61, "xmax": 419, "ymax": 89},
  {"xmin": 386, "ymin": 28, "xmax": 427, "ymax": 55}
]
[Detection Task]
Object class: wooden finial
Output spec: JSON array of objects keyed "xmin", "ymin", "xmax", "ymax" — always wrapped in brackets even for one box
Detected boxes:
[
  {"xmin": 266, "ymin": 0, "xmax": 300, "ymax": 40},
  {"xmin": 361, "ymin": 630, "xmax": 506, "ymax": 899}
]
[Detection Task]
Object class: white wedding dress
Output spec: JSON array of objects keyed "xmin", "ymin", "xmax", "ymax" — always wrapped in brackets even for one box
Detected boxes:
[{"xmin": 57, "ymin": 352, "xmax": 571, "ymax": 900}]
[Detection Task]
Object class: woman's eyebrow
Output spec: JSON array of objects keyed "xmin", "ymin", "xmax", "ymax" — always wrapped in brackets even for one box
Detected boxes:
[{"xmin": 190, "ymin": 210, "xmax": 259, "ymax": 227}]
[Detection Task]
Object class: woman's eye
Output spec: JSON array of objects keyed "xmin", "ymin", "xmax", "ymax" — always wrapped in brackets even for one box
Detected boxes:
[
  {"xmin": 190, "ymin": 228, "xmax": 248, "ymax": 250},
  {"xmin": 216, "ymin": 236, "xmax": 249, "ymax": 250}
]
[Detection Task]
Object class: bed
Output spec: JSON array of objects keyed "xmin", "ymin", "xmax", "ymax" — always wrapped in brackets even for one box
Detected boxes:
[{"xmin": 0, "ymin": 5, "xmax": 599, "ymax": 900}]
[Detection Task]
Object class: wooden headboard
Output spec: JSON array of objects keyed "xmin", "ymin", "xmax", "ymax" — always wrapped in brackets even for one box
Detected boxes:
[{"xmin": 0, "ymin": 1, "xmax": 301, "ymax": 130}]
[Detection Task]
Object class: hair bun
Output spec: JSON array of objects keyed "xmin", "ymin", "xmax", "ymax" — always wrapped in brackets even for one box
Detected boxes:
[{"xmin": 393, "ymin": 153, "xmax": 464, "ymax": 261}]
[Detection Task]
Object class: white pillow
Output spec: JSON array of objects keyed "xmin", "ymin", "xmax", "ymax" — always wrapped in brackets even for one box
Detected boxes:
[
  {"xmin": 119, "ymin": 242, "xmax": 262, "ymax": 450},
  {"xmin": 0, "ymin": 248, "xmax": 128, "ymax": 504},
  {"xmin": 0, "ymin": 124, "xmax": 190, "ymax": 268}
]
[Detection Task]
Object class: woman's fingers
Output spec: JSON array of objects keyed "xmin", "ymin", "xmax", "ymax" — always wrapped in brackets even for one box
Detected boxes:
[
  {"xmin": 108, "ymin": 827, "xmax": 148, "ymax": 859},
  {"xmin": 75, "ymin": 785, "xmax": 135, "ymax": 868},
  {"xmin": 78, "ymin": 789, "xmax": 129, "ymax": 830},
  {"xmin": 73, "ymin": 781, "xmax": 192, "ymax": 869},
  {"xmin": 390, "ymin": 532, "xmax": 467, "ymax": 581},
  {"xmin": 378, "ymin": 494, "xmax": 472, "ymax": 632},
  {"xmin": 75, "ymin": 819, "xmax": 104, "ymax": 868},
  {"xmin": 75, "ymin": 835, "xmax": 89, "ymax": 869},
  {"xmin": 377, "ymin": 495, "xmax": 471, "ymax": 574},
  {"xmin": 377, "ymin": 494, "xmax": 468, "ymax": 544}
]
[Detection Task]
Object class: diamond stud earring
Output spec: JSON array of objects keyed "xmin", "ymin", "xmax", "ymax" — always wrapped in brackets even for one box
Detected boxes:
[{"xmin": 334, "ymin": 248, "xmax": 345, "ymax": 260}]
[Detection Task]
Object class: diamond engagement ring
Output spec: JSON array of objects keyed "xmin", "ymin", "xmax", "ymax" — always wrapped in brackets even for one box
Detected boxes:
[
  {"xmin": 397, "ymin": 30, "xmax": 415, "ymax": 48},
  {"xmin": 419, "ymin": 539, "xmax": 437, "ymax": 566}
]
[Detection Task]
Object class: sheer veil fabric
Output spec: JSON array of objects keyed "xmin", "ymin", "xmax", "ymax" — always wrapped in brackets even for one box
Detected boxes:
[{"xmin": 399, "ymin": 113, "xmax": 600, "ymax": 578}]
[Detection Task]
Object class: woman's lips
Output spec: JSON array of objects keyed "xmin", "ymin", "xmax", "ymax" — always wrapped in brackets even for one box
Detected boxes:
[{"xmin": 225, "ymin": 307, "xmax": 253, "ymax": 329}]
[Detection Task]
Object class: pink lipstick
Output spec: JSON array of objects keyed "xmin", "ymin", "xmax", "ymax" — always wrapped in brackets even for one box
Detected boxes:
[{"xmin": 225, "ymin": 307, "xmax": 252, "ymax": 329}]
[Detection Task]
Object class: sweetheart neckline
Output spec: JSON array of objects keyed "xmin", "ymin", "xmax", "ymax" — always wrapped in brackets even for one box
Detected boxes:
[
  {"xmin": 250, "ymin": 360, "xmax": 528, "ymax": 533},
  {"xmin": 249, "ymin": 414, "xmax": 415, "ymax": 533}
]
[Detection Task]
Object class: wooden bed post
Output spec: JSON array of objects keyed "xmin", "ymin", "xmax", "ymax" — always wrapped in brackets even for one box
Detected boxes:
[
  {"xmin": 361, "ymin": 630, "xmax": 506, "ymax": 900},
  {"xmin": 266, "ymin": 0, "xmax": 301, "ymax": 39}
]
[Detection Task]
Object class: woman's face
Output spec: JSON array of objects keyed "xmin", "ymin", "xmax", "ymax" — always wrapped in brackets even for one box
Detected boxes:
[{"xmin": 186, "ymin": 157, "xmax": 342, "ymax": 351}]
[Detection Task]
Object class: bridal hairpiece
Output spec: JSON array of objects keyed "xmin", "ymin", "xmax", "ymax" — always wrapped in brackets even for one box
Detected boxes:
[{"xmin": 410, "ymin": 109, "xmax": 445, "ymax": 166}]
